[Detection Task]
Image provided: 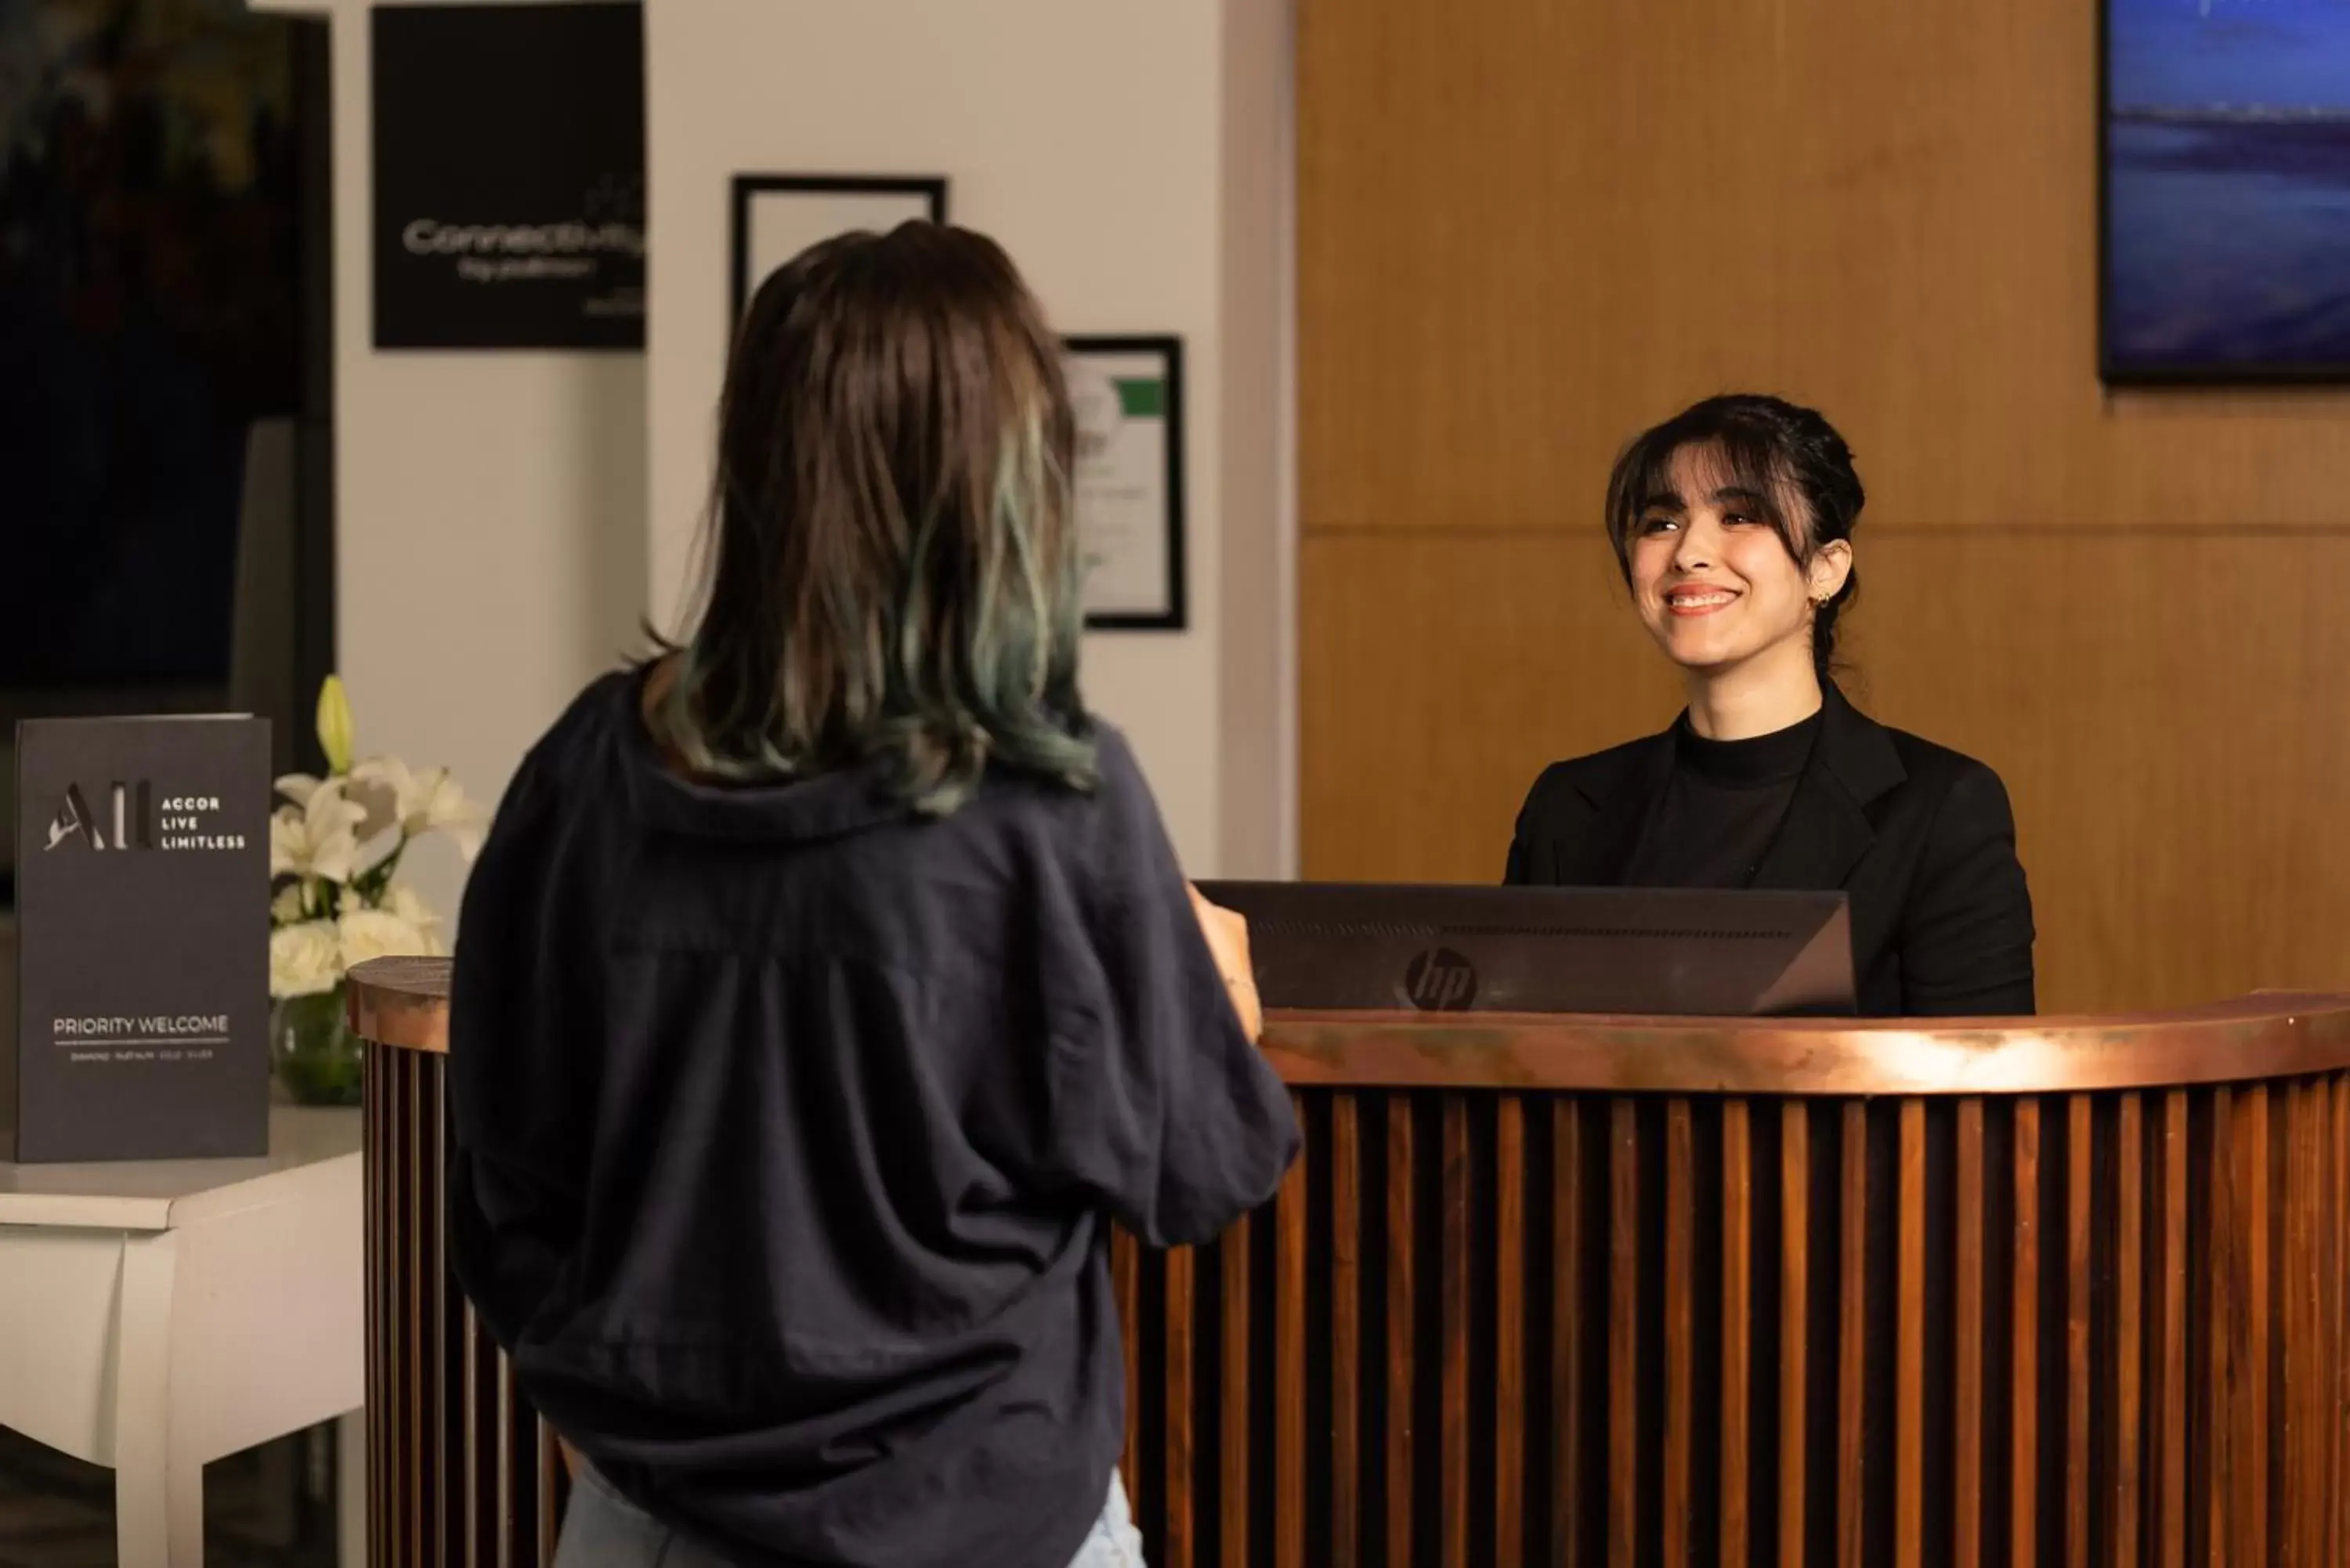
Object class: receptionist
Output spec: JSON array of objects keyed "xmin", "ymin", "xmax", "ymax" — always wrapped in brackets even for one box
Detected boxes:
[{"xmin": 1503, "ymin": 394, "xmax": 2035, "ymax": 1017}]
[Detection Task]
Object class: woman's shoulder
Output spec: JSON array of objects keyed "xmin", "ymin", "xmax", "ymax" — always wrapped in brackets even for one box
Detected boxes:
[
  {"xmin": 1882, "ymin": 727, "xmax": 2007, "ymax": 786},
  {"xmin": 486, "ymin": 667, "xmax": 641, "ymax": 826},
  {"xmin": 1857, "ymin": 703, "xmax": 2008, "ymax": 789},
  {"xmin": 544, "ymin": 665, "xmax": 636, "ymax": 754},
  {"xmin": 1857, "ymin": 712, "xmax": 2019, "ymax": 835},
  {"xmin": 545, "ymin": 666, "xmax": 642, "ymax": 754}
]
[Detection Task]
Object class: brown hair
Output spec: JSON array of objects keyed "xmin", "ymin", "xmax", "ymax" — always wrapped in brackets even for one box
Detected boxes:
[{"xmin": 652, "ymin": 222, "xmax": 1094, "ymax": 813}]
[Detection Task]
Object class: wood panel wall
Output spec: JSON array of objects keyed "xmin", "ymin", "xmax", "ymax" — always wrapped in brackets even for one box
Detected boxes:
[{"xmin": 1295, "ymin": 0, "xmax": 2350, "ymax": 1011}]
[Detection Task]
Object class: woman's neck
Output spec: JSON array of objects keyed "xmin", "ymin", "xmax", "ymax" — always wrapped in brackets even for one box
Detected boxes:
[{"xmin": 1683, "ymin": 644, "xmax": 1824, "ymax": 740}]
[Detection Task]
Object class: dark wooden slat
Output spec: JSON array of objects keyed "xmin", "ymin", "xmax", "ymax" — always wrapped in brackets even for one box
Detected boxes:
[
  {"xmin": 2332, "ymin": 1078, "xmax": 2349, "ymax": 1568},
  {"xmin": 1838, "ymin": 1102, "xmax": 1867, "ymax": 1568},
  {"xmin": 1556, "ymin": 1100, "xmax": 1585, "ymax": 1568},
  {"xmin": 1278, "ymin": 1102, "xmax": 1307, "ymax": 1568},
  {"xmin": 2333, "ymin": 1076, "xmax": 2350, "ymax": 1568},
  {"xmin": 1663, "ymin": 1099, "xmax": 1695, "ymax": 1566},
  {"xmin": 1388, "ymin": 1096, "xmax": 1415, "ymax": 1568},
  {"xmin": 406, "ymin": 1054, "xmax": 426, "ymax": 1568},
  {"xmin": 2309, "ymin": 1078, "xmax": 2330, "ymax": 1568},
  {"xmin": 1114, "ymin": 1234, "xmax": 1141, "ymax": 1485},
  {"xmin": 1955, "ymin": 1098, "xmax": 1986, "ymax": 1568},
  {"xmin": 1165, "ymin": 1244, "xmax": 1197, "ymax": 1568},
  {"xmin": 2312, "ymin": 1081, "xmax": 2331, "ymax": 1568},
  {"xmin": 2304, "ymin": 1080, "xmax": 2330, "ymax": 1568},
  {"xmin": 1610, "ymin": 1098, "xmax": 1639, "ymax": 1568},
  {"xmin": 1780, "ymin": 1102, "xmax": 1810, "ymax": 1568},
  {"xmin": 2066, "ymin": 1094, "xmax": 2092, "ymax": 1568},
  {"xmin": 2013, "ymin": 1098, "xmax": 2042, "ymax": 1568},
  {"xmin": 497, "ymin": 1344, "xmax": 517, "ymax": 1568},
  {"xmin": 1495, "ymin": 1097, "xmax": 1526, "ymax": 1568},
  {"xmin": 1332, "ymin": 1095, "xmax": 1362, "ymax": 1568},
  {"xmin": 2208, "ymin": 1087, "xmax": 2235, "ymax": 1568},
  {"xmin": 1223, "ymin": 1220, "xmax": 1252, "ymax": 1568},
  {"xmin": 2239, "ymin": 1088, "xmax": 2272, "ymax": 1568},
  {"xmin": 464, "ymin": 1299, "xmax": 479, "ymax": 1563},
  {"xmin": 2158, "ymin": 1090, "xmax": 2187, "ymax": 1568},
  {"xmin": 1441, "ymin": 1096, "xmax": 1470, "ymax": 1568},
  {"xmin": 393, "ymin": 1052, "xmax": 406, "ymax": 1568},
  {"xmin": 1897, "ymin": 1099, "xmax": 1927, "ymax": 1568},
  {"xmin": 2114, "ymin": 1094, "xmax": 2144, "ymax": 1568},
  {"xmin": 2283, "ymin": 1083, "xmax": 2318, "ymax": 1568},
  {"xmin": 363, "ymin": 1055, "xmax": 379, "ymax": 1568},
  {"xmin": 433, "ymin": 1065, "xmax": 451, "ymax": 1568},
  {"xmin": 1722, "ymin": 1100, "xmax": 1754, "ymax": 1568},
  {"xmin": 385, "ymin": 1053, "xmax": 402, "ymax": 1568}
]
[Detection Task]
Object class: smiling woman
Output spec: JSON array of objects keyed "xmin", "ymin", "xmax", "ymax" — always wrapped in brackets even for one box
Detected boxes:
[{"xmin": 1504, "ymin": 395, "xmax": 2037, "ymax": 1017}]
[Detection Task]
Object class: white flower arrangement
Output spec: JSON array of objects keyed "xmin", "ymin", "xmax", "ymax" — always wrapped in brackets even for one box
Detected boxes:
[{"xmin": 266, "ymin": 676, "xmax": 485, "ymax": 999}]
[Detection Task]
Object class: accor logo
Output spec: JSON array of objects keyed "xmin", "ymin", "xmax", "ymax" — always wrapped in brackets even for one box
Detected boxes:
[
  {"xmin": 45, "ymin": 783, "xmax": 244, "ymax": 854},
  {"xmin": 45, "ymin": 782, "xmax": 151, "ymax": 852}
]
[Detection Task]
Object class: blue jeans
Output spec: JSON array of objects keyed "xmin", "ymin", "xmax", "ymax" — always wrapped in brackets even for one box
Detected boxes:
[{"xmin": 553, "ymin": 1461, "xmax": 1146, "ymax": 1568}]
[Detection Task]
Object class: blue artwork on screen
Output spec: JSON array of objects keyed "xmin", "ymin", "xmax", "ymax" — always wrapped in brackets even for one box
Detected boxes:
[{"xmin": 2105, "ymin": 0, "xmax": 2350, "ymax": 379}]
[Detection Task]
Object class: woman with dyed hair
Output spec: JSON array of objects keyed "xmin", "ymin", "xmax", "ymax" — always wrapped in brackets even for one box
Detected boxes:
[{"xmin": 448, "ymin": 223, "xmax": 1297, "ymax": 1567}]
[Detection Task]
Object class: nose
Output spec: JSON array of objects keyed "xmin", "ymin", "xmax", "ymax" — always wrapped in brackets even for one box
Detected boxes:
[{"xmin": 1671, "ymin": 516, "xmax": 1719, "ymax": 573}]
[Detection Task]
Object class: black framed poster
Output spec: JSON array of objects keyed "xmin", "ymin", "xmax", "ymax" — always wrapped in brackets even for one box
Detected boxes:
[
  {"xmin": 1065, "ymin": 336, "xmax": 1186, "ymax": 632},
  {"xmin": 730, "ymin": 175, "xmax": 948, "ymax": 321},
  {"xmin": 372, "ymin": 3, "xmax": 645, "ymax": 350}
]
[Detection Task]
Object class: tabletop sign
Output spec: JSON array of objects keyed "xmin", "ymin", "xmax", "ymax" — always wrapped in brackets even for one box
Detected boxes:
[{"xmin": 7, "ymin": 717, "xmax": 270, "ymax": 1162}]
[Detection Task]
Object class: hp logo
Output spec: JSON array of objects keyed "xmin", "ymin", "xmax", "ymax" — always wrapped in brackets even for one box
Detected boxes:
[{"xmin": 1404, "ymin": 948, "xmax": 1478, "ymax": 1011}]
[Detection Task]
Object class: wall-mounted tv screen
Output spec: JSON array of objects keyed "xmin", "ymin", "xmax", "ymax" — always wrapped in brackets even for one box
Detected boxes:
[{"xmin": 2103, "ymin": 0, "xmax": 2350, "ymax": 383}]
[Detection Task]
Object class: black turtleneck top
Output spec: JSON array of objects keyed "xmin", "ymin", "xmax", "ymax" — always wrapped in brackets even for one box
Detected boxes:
[{"xmin": 1620, "ymin": 710, "xmax": 1822, "ymax": 889}]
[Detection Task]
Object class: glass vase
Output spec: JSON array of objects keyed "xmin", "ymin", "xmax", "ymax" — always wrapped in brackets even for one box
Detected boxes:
[{"xmin": 272, "ymin": 986, "xmax": 362, "ymax": 1107}]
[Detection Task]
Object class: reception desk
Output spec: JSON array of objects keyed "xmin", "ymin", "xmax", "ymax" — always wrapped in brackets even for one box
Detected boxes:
[{"xmin": 348, "ymin": 958, "xmax": 2350, "ymax": 1567}]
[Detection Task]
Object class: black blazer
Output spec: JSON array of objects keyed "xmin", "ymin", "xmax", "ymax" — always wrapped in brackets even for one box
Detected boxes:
[{"xmin": 1504, "ymin": 685, "xmax": 2034, "ymax": 1017}]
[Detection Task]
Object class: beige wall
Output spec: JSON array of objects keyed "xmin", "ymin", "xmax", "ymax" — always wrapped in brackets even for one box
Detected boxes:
[
  {"xmin": 643, "ymin": 0, "xmax": 1291, "ymax": 876},
  {"xmin": 254, "ymin": 0, "xmax": 650, "ymax": 924}
]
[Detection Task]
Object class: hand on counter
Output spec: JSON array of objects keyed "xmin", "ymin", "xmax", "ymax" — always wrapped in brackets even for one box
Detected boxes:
[{"xmin": 1188, "ymin": 883, "xmax": 1264, "ymax": 1045}]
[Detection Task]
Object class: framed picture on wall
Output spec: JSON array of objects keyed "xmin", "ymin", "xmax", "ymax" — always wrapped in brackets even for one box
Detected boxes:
[
  {"xmin": 2101, "ymin": 0, "xmax": 2350, "ymax": 383},
  {"xmin": 1066, "ymin": 336, "xmax": 1186, "ymax": 632},
  {"xmin": 729, "ymin": 175, "xmax": 946, "ymax": 321}
]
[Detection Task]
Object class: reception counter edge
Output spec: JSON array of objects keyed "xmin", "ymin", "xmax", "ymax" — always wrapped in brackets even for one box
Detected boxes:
[{"xmin": 346, "ymin": 956, "xmax": 2350, "ymax": 1097}]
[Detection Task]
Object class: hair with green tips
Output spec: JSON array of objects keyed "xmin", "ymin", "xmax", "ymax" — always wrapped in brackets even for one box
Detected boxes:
[{"xmin": 650, "ymin": 222, "xmax": 1096, "ymax": 813}]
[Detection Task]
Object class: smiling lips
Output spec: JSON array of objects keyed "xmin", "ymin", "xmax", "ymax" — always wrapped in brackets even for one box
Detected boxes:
[{"xmin": 1664, "ymin": 583, "xmax": 1740, "ymax": 617}]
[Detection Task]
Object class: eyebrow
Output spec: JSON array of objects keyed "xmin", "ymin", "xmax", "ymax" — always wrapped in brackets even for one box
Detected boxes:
[{"xmin": 1638, "ymin": 484, "xmax": 1774, "ymax": 515}]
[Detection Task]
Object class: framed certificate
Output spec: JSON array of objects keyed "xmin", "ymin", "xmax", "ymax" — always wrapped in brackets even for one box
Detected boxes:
[
  {"xmin": 729, "ymin": 175, "xmax": 946, "ymax": 322},
  {"xmin": 1065, "ymin": 335, "xmax": 1186, "ymax": 631}
]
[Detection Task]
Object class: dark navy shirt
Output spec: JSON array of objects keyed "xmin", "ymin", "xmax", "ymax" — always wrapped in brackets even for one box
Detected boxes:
[{"xmin": 446, "ymin": 669, "xmax": 1300, "ymax": 1568}]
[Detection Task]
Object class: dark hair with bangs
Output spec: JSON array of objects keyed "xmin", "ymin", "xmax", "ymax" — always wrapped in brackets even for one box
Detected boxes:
[
  {"xmin": 1603, "ymin": 394, "xmax": 1865, "ymax": 677},
  {"xmin": 649, "ymin": 221, "xmax": 1095, "ymax": 815}
]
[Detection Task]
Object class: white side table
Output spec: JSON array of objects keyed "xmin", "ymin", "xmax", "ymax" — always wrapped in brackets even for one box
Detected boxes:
[{"xmin": 0, "ymin": 1105, "xmax": 363, "ymax": 1566}]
